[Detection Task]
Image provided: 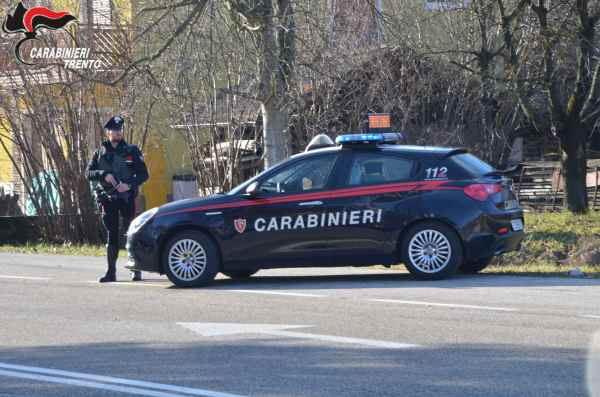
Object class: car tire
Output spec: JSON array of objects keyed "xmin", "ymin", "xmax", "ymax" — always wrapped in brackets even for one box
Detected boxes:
[
  {"xmin": 460, "ymin": 256, "xmax": 493, "ymax": 274},
  {"xmin": 162, "ymin": 231, "xmax": 219, "ymax": 287},
  {"xmin": 222, "ymin": 270, "xmax": 257, "ymax": 279},
  {"xmin": 401, "ymin": 221, "xmax": 462, "ymax": 280}
]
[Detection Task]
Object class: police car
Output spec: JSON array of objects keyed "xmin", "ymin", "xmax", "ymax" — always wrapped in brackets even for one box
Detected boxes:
[{"xmin": 126, "ymin": 133, "xmax": 524, "ymax": 287}]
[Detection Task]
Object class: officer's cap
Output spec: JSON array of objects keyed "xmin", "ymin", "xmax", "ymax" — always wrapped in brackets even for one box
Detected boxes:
[{"xmin": 104, "ymin": 115, "xmax": 124, "ymax": 131}]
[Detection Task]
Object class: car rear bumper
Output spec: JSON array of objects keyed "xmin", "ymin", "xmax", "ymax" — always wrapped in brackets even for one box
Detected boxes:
[{"xmin": 464, "ymin": 211, "xmax": 525, "ymax": 262}]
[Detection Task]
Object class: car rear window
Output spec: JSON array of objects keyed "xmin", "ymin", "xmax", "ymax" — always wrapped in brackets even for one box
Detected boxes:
[{"xmin": 450, "ymin": 153, "xmax": 495, "ymax": 177}]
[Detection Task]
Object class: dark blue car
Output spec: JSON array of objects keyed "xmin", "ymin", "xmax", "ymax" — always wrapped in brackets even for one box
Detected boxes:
[{"xmin": 126, "ymin": 134, "xmax": 524, "ymax": 287}]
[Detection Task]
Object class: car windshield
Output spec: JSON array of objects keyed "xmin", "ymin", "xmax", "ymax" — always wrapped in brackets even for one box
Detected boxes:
[
  {"xmin": 228, "ymin": 173, "xmax": 263, "ymax": 196},
  {"xmin": 227, "ymin": 157, "xmax": 292, "ymax": 195}
]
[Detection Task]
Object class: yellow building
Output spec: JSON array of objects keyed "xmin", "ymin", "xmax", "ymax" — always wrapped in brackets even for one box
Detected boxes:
[
  {"xmin": 0, "ymin": 118, "xmax": 13, "ymax": 193},
  {"xmin": 141, "ymin": 133, "xmax": 194, "ymax": 210}
]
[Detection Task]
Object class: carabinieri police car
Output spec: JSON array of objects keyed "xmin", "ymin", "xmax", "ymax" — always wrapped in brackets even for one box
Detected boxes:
[{"xmin": 126, "ymin": 133, "xmax": 524, "ymax": 287}]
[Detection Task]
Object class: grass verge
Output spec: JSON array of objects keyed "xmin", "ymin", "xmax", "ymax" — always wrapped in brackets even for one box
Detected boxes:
[
  {"xmin": 1, "ymin": 211, "xmax": 599, "ymax": 278},
  {"xmin": 484, "ymin": 210, "xmax": 600, "ymax": 278},
  {"xmin": 0, "ymin": 243, "xmax": 126, "ymax": 257}
]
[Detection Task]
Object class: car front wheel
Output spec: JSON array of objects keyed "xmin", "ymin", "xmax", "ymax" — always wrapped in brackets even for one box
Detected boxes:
[
  {"xmin": 162, "ymin": 231, "xmax": 219, "ymax": 287},
  {"xmin": 401, "ymin": 222, "xmax": 462, "ymax": 280}
]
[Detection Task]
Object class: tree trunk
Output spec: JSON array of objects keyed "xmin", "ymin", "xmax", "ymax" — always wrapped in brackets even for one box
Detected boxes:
[
  {"xmin": 559, "ymin": 126, "xmax": 588, "ymax": 213},
  {"xmin": 261, "ymin": 102, "xmax": 289, "ymax": 169},
  {"xmin": 479, "ymin": 62, "xmax": 497, "ymax": 162}
]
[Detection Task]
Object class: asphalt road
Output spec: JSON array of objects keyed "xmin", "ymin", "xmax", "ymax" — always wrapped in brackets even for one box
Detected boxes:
[{"xmin": 1, "ymin": 252, "xmax": 599, "ymax": 397}]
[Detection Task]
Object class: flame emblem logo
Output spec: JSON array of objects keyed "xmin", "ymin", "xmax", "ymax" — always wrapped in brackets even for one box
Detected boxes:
[{"xmin": 2, "ymin": 2, "xmax": 77, "ymax": 64}]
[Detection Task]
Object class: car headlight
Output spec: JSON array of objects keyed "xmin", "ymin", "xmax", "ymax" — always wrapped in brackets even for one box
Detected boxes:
[{"xmin": 127, "ymin": 207, "xmax": 158, "ymax": 235}]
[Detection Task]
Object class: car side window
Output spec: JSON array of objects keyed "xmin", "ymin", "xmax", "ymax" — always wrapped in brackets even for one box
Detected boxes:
[
  {"xmin": 347, "ymin": 152, "xmax": 414, "ymax": 186},
  {"xmin": 259, "ymin": 154, "xmax": 338, "ymax": 194}
]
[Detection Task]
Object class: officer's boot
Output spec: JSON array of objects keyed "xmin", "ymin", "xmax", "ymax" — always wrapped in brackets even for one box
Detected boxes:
[
  {"xmin": 130, "ymin": 270, "xmax": 142, "ymax": 282},
  {"xmin": 99, "ymin": 245, "xmax": 118, "ymax": 283}
]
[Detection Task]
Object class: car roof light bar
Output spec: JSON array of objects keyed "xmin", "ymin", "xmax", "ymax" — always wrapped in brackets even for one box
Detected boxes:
[{"xmin": 335, "ymin": 132, "xmax": 404, "ymax": 145}]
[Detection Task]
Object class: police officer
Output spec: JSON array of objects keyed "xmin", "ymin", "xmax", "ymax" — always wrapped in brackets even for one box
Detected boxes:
[{"xmin": 85, "ymin": 115, "xmax": 149, "ymax": 283}]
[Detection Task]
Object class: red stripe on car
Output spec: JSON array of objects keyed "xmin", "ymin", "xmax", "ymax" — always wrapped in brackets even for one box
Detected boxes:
[{"xmin": 157, "ymin": 180, "xmax": 461, "ymax": 217}]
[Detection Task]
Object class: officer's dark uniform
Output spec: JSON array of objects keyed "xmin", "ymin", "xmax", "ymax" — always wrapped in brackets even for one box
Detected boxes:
[{"xmin": 85, "ymin": 116, "xmax": 149, "ymax": 282}]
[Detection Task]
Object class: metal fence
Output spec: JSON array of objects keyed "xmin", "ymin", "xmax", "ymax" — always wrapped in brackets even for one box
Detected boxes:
[{"xmin": 513, "ymin": 161, "xmax": 600, "ymax": 210}]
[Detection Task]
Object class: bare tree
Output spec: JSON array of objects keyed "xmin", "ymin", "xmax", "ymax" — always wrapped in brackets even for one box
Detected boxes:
[
  {"xmin": 381, "ymin": 0, "xmax": 526, "ymax": 164},
  {"xmin": 0, "ymin": 66, "xmax": 103, "ymax": 242},
  {"xmin": 499, "ymin": 0, "xmax": 600, "ymax": 212},
  {"xmin": 225, "ymin": 0, "xmax": 296, "ymax": 168},
  {"xmin": 0, "ymin": 8, "xmax": 154, "ymax": 242},
  {"xmin": 125, "ymin": 1, "xmax": 264, "ymax": 194}
]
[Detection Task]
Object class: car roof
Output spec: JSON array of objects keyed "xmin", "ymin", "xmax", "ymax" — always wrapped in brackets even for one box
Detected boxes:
[
  {"xmin": 294, "ymin": 144, "xmax": 462, "ymax": 160},
  {"xmin": 379, "ymin": 145, "xmax": 459, "ymax": 155}
]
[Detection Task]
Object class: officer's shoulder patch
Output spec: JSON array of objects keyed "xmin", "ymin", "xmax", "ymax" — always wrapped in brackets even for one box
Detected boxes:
[{"xmin": 130, "ymin": 145, "xmax": 145, "ymax": 161}]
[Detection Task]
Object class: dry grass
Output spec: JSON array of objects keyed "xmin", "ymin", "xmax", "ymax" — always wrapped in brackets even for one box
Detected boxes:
[
  {"xmin": 0, "ymin": 242, "xmax": 126, "ymax": 257},
  {"xmin": 484, "ymin": 211, "xmax": 600, "ymax": 278}
]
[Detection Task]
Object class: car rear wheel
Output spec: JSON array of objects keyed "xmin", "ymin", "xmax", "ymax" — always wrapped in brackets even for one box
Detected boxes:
[
  {"xmin": 401, "ymin": 222, "xmax": 462, "ymax": 280},
  {"xmin": 460, "ymin": 256, "xmax": 493, "ymax": 274},
  {"xmin": 222, "ymin": 270, "xmax": 257, "ymax": 279},
  {"xmin": 162, "ymin": 231, "xmax": 219, "ymax": 287}
]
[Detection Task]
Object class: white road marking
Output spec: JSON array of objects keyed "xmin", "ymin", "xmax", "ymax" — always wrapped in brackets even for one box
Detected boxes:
[
  {"xmin": 581, "ymin": 315, "xmax": 600, "ymax": 319},
  {"xmin": 179, "ymin": 322, "xmax": 310, "ymax": 337},
  {"xmin": 85, "ymin": 281, "xmax": 167, "ymax": 287},
  {"xmin": 228, "ymin": 289, "xmax": 326, "ymax": 298},
  {"xmin": 264, "ymin": 330, "xmax": 421, "ymax": 349},
  {"xmin": 587, "ymin": 332, "xmax": 600, "ymax": 396},
  {"xmin": 0, "ymin": 363, "xmax": 247, "ymax": 397},
  {"xmin": 0, "ymin": 274, "xmax": 50, "ymax": 281},
  {"xmin": 369, "ymin": 298, "xmax": 518, "ymax": 312},
  {"xmin": 179, "ymin": 322, "xmax": 420, "ymax": 349}
]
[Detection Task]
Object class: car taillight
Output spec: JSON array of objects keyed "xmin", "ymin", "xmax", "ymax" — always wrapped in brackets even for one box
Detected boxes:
[{"xmin": 463, "ymin": 184, "xmax": 502, "ymax": 201}]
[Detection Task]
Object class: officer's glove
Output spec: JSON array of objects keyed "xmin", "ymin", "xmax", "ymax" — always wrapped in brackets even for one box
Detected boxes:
[
  {"xmin": 104, "ymin": 173, "xmax": 118, "ymax": 186},
  {"xmin": 116, "ymin": 183, "xmax": 130, "ymax": 193}
]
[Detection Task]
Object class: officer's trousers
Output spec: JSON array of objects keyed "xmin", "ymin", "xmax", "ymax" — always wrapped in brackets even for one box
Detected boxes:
[
  {"xmin": 101, "ymin": 198, "xmax": 135, "ymax": 249},
  {"xmin": 100, "ymin": 198, "xmax": 136, "ymax": 277}
]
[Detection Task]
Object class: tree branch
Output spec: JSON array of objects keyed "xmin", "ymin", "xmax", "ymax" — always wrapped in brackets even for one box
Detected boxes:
[
  {"xmin": 531, "ymin": 0, "xmax": 566, "ymax": 125},
  {"xmin": 581, "ymin": 60, "xmax": 600, "ymax": 122},
  {"xmin": 109, "ymin": 1, "xmax": 208, "ymax": 85},
  {"xmin": 497, "ymin": 0, "xmax": 539, "ymax": 130}
]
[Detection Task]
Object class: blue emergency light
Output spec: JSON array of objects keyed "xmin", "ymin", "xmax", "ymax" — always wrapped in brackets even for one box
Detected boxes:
[
  {"xmin": 335, "ymin": 132, "xmax": 404, "ymax": 145},
  {"xmin": 335, "ymin": 134, "xmax": 384, "ymax": 144}
]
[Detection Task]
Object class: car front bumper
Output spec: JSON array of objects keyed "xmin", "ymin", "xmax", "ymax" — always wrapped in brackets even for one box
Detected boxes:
[{"xmin": 125, "ymin": 226, "xmax": 162, "ymax": 273}]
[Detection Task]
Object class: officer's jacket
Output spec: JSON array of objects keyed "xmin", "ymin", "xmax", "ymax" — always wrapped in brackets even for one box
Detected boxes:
[{"xmin": 85, "ymin": 140, "xmax": 149, "ymax": 198}]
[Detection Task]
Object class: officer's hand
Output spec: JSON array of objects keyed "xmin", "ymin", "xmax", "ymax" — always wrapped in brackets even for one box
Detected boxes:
[
  {"xmin": 116, "ymin": 183, "xmax": 130, "ymax": 193},
  {"xmin": 104, "ymin": 173, "xmax": 117, "ymax": 186}
]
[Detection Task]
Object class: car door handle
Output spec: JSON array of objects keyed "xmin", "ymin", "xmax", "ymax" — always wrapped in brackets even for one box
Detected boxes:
[{"xmin": 298, "ymin": 200, "xmax": 323, "ymax": 206}]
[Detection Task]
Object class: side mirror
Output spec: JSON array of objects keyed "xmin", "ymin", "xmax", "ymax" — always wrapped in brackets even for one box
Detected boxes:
[{"xmin": 242, "ymin": 181, "xmax": 259, "ymax": 198}]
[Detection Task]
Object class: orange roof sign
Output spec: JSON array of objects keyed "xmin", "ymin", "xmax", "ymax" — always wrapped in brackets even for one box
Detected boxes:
[{"xmin": 368, "ymin": 113, "xmax": 391, "ymax": 130}]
